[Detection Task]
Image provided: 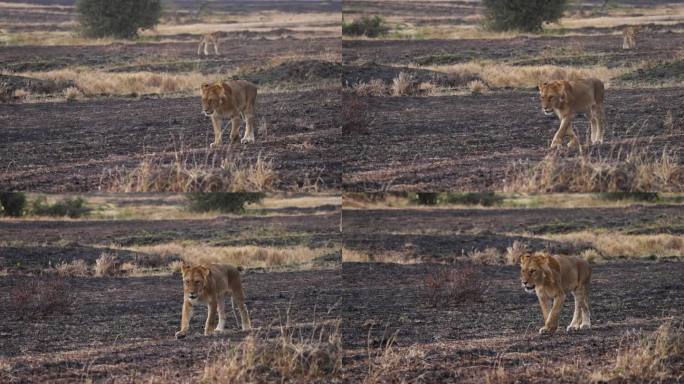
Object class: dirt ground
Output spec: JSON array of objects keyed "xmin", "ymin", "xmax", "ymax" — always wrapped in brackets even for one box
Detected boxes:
[
  {"xmin": 342, "ymin": 1, "xmax": 684, "ymax": 191},
  {"xmin": 340, "ymin": 203, "xmax": 684, "ymax": 382},
  {"xmin": 341, "ymin": 261, "xmax": 684, "ymax": 382},
  {"xmin": 0, "ymin": 198, "xmax": 341, "ymax": 383},
  {"xmin": 0, "ymin": 0, "xmax": 341, "ymax": 192}
]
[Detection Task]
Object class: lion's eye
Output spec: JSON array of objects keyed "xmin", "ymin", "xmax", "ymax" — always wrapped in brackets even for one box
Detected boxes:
[{"xmin": 529, "ymin": 269, "xmax": 536, "ymax": 273}]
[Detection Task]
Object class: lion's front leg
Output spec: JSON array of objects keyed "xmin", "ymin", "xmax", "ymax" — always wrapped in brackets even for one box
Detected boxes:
[
  {"xmin": 537, "ymin": 295, "xmax": 551, "ymax": 324},
  {"xmin": 241, "ymin": 115, "xmax": 256, "ymax": 144},
  {"xmin": 205, "ymin": 300, "xmax": 218, "ymax": 336},
  {"xmin": 551, "ymin": 117, "xmax": 572, "ymax": 149},
  {"xmin": 210, "ymin": 115, "xmax": 223, "ymax": 148},
  {"xmin": 175, "ymin": 300, "xmax": 193, "ymax": 339},
  {"xmin": 229, "ymin": 117, "xmax": 241, "ymax": 143},
  {"xmin": 540, "ymin": 294, "xmax": 565, "ymax": 334}
]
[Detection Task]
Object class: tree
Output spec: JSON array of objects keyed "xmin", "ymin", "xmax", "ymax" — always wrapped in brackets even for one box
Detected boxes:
[
  {"xmin": 76, "ymin": 0, "xmax": 162, "ymax": 38},
  {"xmin": 482, "ymin": 0, "xmax": 567, "ymax": 33}
]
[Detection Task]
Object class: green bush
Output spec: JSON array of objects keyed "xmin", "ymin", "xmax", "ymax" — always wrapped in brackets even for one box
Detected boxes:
[
  {"xmin": 30, "ymin": 197, "xmax": 91, "ymax": 218},
  {"xmin": 342, "ymin": 16, "xmax": 389, "ymax": 37},
  {"xmin": 76, "ymin": 0, "xmax": 162, "ymax": 38},
  {"xmin": 482, "ymin": 0, "xmax": 566, "ymax": 33},
  {"xmin": 0, "ymin": 192, "xmax": 26, "ymax": 217},
  {"xmin": 186, "ymin": 193, "xmax": 264, "ymax": 213},
  {"xmin": 439, "ymin": 192, "xmax": 504, "ymax": 207}
]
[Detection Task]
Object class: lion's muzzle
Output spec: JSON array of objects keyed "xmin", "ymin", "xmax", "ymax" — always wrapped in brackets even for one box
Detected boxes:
[
  {"xmin": 542, "ymin": 108, "xmax": 554, "ymax": 116},
  {"xmin": 522, "ymin": 282, "xmax": 535, "ymax": 293},
  {"xmin": 203, "ymin": 110, "xmax": 214, "ymax": 117}
]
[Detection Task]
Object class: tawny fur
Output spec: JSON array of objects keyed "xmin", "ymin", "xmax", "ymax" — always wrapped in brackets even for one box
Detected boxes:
[
  {"xmin": 622, "ymin": 26, "xmax": 639, "ymax": 50},
  {"xmin": 200, "ymin": 80, "xmax": 258, "ymax": 147},
  {"xmin": 520, "ymin": 252, "xmax": 592, "ymax": 334},
  {"xmin": 538, "ymin": 78, "xmax": 606, "ymax": 152},
  {"xmin": 198, "ymin": 32, "xmax": 221, "ymax": 56},
  {"xmin": 175, "ymin": 262, "xmax": 251, "ymax": 339}
]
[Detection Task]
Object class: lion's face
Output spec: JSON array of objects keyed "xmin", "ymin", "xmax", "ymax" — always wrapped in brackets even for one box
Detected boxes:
[
  {"xmin": 181, "ymin": 264, "xmax": 210, "ymax": 302},
  {"xmin": 200, "ymin": 83, "xmax": 226, "ymax": 116},
  {"xmin": 538, "ymin": 82, "xmax": 565, "ymax": 116},
  {"xmin": 520, "ymin": 253, "xmax": 546, "ymax": 293}
]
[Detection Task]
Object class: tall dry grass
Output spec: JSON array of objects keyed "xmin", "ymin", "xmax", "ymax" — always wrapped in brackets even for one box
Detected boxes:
[
  {"xmin": 101, "ymin": 152, "xmax": 277, "ymax": 193},
  {"xmin": 124, "ymin": 243, "xmax": 327, "ymax": 270},
  {"xmin": 541, "ymin": 232, "xmax": 684, "ymax": 260},
  {"xmin": 202, "ymin": 318, "xmax": 342, "ymax": 383},
  {"xmin": 505, "ymin": 146, "xmax": 683, "ymax": 193}
]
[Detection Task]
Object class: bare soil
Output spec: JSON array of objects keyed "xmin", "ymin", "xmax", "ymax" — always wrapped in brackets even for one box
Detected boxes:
[{"xmin": 342, "ymin": 88, "xmax": 684, "ymax": 191}]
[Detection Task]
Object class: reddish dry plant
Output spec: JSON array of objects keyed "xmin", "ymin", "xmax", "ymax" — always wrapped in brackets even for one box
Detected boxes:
[
  {"xmin": 423, "ymin": 265, "xmax": 484, "ymax": 306},
  {"xmin": 342, "ymin": 94, "xmax": 370, "ymax": 135},
  {"xmin": 9, "ymin": 278, "xmax": 73, "ymax": 319}
]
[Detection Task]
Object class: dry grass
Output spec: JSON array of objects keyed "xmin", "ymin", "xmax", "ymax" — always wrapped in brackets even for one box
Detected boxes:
[
  {"xmin": 94, "ymin": 252, "xmax": 119, "ymax": 277},
  {"xmin": 541, "ymin": 232, "xmax": 684, "ymax": 260},
  {"xmin": 467, "ymin": 79, "xmax": 487, "ymax": 94},
  {"xmin": 354, "ymin": 79, "xmax": 387, "ymax": 96},
  {"xmin": 342, "ymin": 247, "xmax": 419, "ymax": 264},
  {"xmin": 123, "ymin": 243, "xmax": 328, "ymax": 271},
  {"xmin": 102, "ymin": 152, "xmax": 277, "ymax": 193},
  {"xmin": 55, "ymin": 259, "xmax": 90, "ymax": 277},
  {"xmin": 365, "ymin": 335, "xmax": 425, "ymax": 384},
  {"xmin": 63, "ymin": 86, "xmax": 81, "ymax": 101},
  {"xmin": 423, "ymin": 265, "xmax": 484, "ymax": 306},
  {"xmin": 429, "ymin": 62, "xmax": 625, "ymax": 89},
  {"xmin": 468, "ymin": 247, "xmax": 503, "ymax": 265},
  {"xmin": 13, "ymin": 88, "xmax": 30, "ymax": 99},
  {"xmin": 391, "ymin": 72, "xmax": 414, "ymax": 96},
  {"xmin": 19, "ymin": 69, "xmax": 215, "ymax": 97},
  {"xmin": 202, "ymin": 318, "xmax": 342, "ymax": 383},
  {"xmin": 505, "ymin": 147, "xmax": 683, "ymax": 193},
  {"xmin": 592, "ymin": 320, "xmax": 684, "ymax": 382},
  {"xmin": 505, "ymin": 241, "xmax": 528, "ymax": 265},
  {"xmin": 9, "ymin": 277, "xmax": 73, "ymax": 319}
]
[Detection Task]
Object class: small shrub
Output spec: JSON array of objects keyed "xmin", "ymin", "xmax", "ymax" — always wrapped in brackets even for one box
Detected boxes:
[
  {"xmin": 76, "ymin": 0, "xmax": 162, "ymax": 38},
  {"xmin": 94, "ymin": 252, "xmax": 119, "ymax": 277},
  {"xmin": 354, "ymin": 79, "xmax": 387, "ymax": 96},
  {"xmin": 505, "ymin": 241, "xmax": 528, "ymax": 265},
  {"xmin": 186, "ymin": 193, "xmax": 264, "ymax": 213},
  {"xmin": 0, "ymin": 192, "xmax": 26, "ymax": 217},
  {"xmin": 63, "ymin": 86, "xmax": 81, "ymax": 101},
  {"xmin": 55, "ymin": 259, "xmax": 90, "ymax": 277},
  {"xmin": 342, "ymin": 16, "xmax": 389, "ymax": 38},
  {"xmin": 342, "ymin": 94, "xmax": 370, "ymax": 134},
  {"xmin": 482, "ymin": 0, "xmax": 567, "ymax": 33},
  {"xmin": 9, "ymin": 278, "xmax": 73, "ymax": 319},
  {"xmin": 468, "ymin": 79, "xmax": 487, "ymax": 94},
  {"xmin": 424, "ymin": 265, "xmax": 484, "ymax": 306},
  {"xmin": 391, "ymin": 72, "xmax": 414, "ymax": 96},
  {"xmin": 410, "ymin": 193, "xmax": 439, "ymax": 206},
  {"xmin": 30, "ymin": 196, "xmax": 91, "ymax": 218},
  {"xmin": 468, "ymin": 247, "xmax": 503, "ymax": 265}
]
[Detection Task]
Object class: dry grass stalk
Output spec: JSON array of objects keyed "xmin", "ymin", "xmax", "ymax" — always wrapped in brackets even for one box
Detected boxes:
[
  {"xmin": 505, "ymin": 241, "xmax": 528, "ymax": 265},
  {"xmin": 94, "ymin": 252, "xmax": 119, "ymax": 277},
  {"xmin": 55, "ymin": 259, "xmax": 90, "ymax": 277},
  {"xmin": 202, "ymin": 319, "xmax": 342, "ymax": 383},
  {"xmin": 468, "ymin": 247, "xmax": 502, "ymax": 265},
  {"xmin": 467, "ymin": 79, "xmax": 487, "ymax": 94},
  {"xmin": 354, "ymin": 79, "xmax": 387, "ymax": 96},
  {"xmin": 391, "ymin": 72, "xmax": 414, "ymax": 96},
  {"xmin": 543, "ymin": 232, "xmax": 684, "ymax": 260},
  {"xmin": 63, "ymin": 86, "xmax": 81, "ymax": 101}
]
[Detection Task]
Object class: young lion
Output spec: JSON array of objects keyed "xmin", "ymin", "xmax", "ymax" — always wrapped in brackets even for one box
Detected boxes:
[
  {"xmin": 175, "ymin": 261, "xmax": 251, "ymax": 339},
  {"xmin": 520, "ymin": 252, "xmax": 592, "ymax": 334},
  {"xmin": 622, "ymin": 26, "xmax": 639, "ymax": 50},
  {"xmin": 200, "ymin": 80, "xmax": 258, "ymax": 147},
  {"xmin": 198, "ymin": 32, "xmax": 221, "ymax": 56},
  {"xmin": 538, "ymin": 78, "xmax": 606, "ymax": 151}
]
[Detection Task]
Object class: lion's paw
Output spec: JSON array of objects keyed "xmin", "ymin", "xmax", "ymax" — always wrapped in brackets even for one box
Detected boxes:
[
  {"xmin": 175, "ymin": 331, "xmax": 187, "ymax": 339},
  {"xmin": 241, "ymin": 136, "xmax": 255, "ymax": 144}
]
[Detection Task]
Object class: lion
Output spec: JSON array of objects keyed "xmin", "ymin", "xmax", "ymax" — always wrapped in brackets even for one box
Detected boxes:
[
  {"xmin": 201, "ymin": 80, "xmax": 258, "ymax": 147},
  {"xmin": 622, "ymin": 26, "xmax": 639, "ymax": 50},
  {"xmin": 519, "ymin": 252, "xmax": 592, "ymax": 334},
  {"xmin": 175, "ymin": 261, "xmax": 251, "ymax": 339},
  {"xmin": 198, "ymin": 32, "xmax": 221, "ymax": 56},
  {"xmin": 538, "ymin": 78, "xmax": 606, "ymax": 151}
]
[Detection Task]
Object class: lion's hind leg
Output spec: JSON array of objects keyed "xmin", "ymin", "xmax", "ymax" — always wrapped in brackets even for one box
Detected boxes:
[
  {"xmin": 566, "ymin": 292, "xmax": 582, "ymax": 332},
  {"xmin": 579, "ymin": 288, "xmax": 592, "ymax": 329}
]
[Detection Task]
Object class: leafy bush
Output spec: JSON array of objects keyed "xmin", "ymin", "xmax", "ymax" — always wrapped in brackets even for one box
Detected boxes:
[
  {"xmin": 439, "ymin": 192, "xmax": 504, "ymax": 207},
  {"xmin": 343, "ymin": 16, "xmax": 389, "ymax": 37},
  {"xmin": 76, "ymin": 0, "xmax": 162, "ymax": 38},
  {"xmin": 482, "ymin": 0, "xmax": 566, "ymax": 32},
  {"xmin": 0, "ymin": 192, "xmax": 26, "ymax": 217},
  {"xmin": 186, "ymin": 193, "xmax": 264, "ymax": 213},
  {"xmin": 30, "ymin": 196, "xmax": 91, "ymax": 218}
]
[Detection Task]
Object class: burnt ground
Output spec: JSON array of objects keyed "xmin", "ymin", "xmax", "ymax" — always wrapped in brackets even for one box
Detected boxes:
[
  {"xmin": 342, "ymin": 204, "xmax": 684, "ymax": 262},
  {"xmin": 341, "ymin": 87, "xmax": 684, "ymax": 191},
  {"xmin": 0, "ymin": 208, "xmax": 341, "ymax": 274},
  {"xmin": 341, "ymin": 261, "xmax": 684, "ymax": 383},
  {"xmin": 0, "ymin": 89, "xmax": 341, "ymax": 192},
  {"xmin": 0, "ymin": 269, "xmax": 342, "ymax": 383}
]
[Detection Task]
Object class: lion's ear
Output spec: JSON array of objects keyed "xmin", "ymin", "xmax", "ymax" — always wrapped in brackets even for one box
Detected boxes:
[
  {"xmin": 180, "ymin": 260, "xmax": 191, "ymax": 275},
  {"xmin": 559, "ymin": 81, "xmax": 572, "ymax": 102},
  {"xmin": 538, "ymin": 82, "xmax": 547, "ymax": 91},
  {"xmin": 520, "ymin": 253, "xmax": 529, "ymax": 265},
  {"xmin": 198, "ymin": 266, "xmax": 211, "ymax": 281}
]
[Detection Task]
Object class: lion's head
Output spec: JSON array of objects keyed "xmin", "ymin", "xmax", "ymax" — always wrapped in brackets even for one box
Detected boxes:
[
  {"xmin": 200, "ymin": 82, "xmax": 232, "ymax": 116},
  {"xmin": 538, "ymin": 81, "xmax": 570, "ymax": 116},
  {"xmin": 181, "ymin": 262, "xmax": 211, "ymax": 302},
  {"xmin": 519, "ymin": 252, "xmax": 550, "ymax": 293}
]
